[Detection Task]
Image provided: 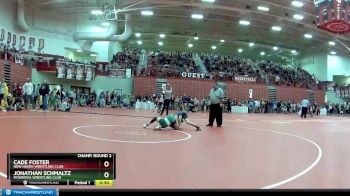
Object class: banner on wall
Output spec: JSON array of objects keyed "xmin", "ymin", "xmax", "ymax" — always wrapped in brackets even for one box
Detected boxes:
[
  {"xmin": 56, "ymin": 61, "xmax": 66, "ymax": 79},
  {"xmin": 66, "ymin": 63, "xmax": 76, "ymax": 80},
  {"xmin": 76, "ymin": 64, "xmax": 85, "ymax": 80},
  {"xmin": 19, "ymin": 36, "xmax": 25, "ymax": 49},
  {"xmin": 327, "ymin": 83, "xmax": 335, "ymax": 91},
  {"xmin": 39, "ymin": 39, "xmax": 45, "ymax": 50},
  {"xmin": 126, "ymin": 68, "xmax": 132, "ymax": 78},
  {"xmin": 181, "ymin": 72, "xmax": 206, "ymax": 79},
  {"xmin": 109, "ymin": 68, "xmax": 125, "ymax": 78},
  {"xmin": 7, "ymin": 32, "xmax": 11, "ymax": 44},
  {"xmin": 85, "ymin": 65, "xmax": 94, "ymax": 81},
  {"xmin": 235, "ymin": 76, "xmax": 256, "ymax": 83},
  {"xmin": 15, "ymin": 53, "xmax": 24, "ymax": 65},
  {"xmin": 345, "ymin": 88, "xmax": 349, "ymax": 97},
  {"xmin": 0, "ymin": 28, "xmax": 4, "ymax": 42},
  {"xmin": 336, "ymin": 88, "xmax": 341, "ymax": 97},
  {"xmin": 249, "ymin": 89, "xmax": 253, "ymax": 99},
  {"xmin": 12, "ymin": 34, "xmax": 16, "ymax": 47},
  {"xmin": 29, "ymin": 37, "xmax": 35, "ymax": 49}
]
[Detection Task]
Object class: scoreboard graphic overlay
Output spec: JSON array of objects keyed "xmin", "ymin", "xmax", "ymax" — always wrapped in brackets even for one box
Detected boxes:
[{"xmin": 7, "ymin": 153, "xmax": 116, "ymax": 187}]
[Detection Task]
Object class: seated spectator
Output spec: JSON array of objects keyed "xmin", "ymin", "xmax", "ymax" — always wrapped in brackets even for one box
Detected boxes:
[
  {"xmin": 79, "ymin": 95, "xmax": 87, "ymax": 107},
  {"xmin": 58, "ymin": 98, "xmax": 71, "ymax": 112}
]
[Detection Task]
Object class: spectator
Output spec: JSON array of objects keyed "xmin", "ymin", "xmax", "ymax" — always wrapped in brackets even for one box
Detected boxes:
[
  {"xmin": 39, "ymin": 81, "xmax": 50, "ymax": 111},
  {"xmin": 0, "ymin": 79, "xmax": 5, "ymax": 105},
  {"xmin": 58, "ymin": 98, "xmax": 71, "ymax": 112},
  {"xmin": 23, "ymin": 78, "xmax": 34, "ymax": 109}
]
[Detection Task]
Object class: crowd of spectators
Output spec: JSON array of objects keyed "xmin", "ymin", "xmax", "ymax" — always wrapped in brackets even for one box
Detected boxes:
[
  {"xmin": 130, "ymin": 49, "xmax": 318, "ymax": 88},
  {"xmin": 0, "ymin": 45, "xmax": 320, "ymax": 90},
  {"xmin": 133, "ymin": 94, "xmax": 350, "ymax": 116},
  {"xmin": 1, "ymin": 76, "xmax": 348, "ymax": 117}
]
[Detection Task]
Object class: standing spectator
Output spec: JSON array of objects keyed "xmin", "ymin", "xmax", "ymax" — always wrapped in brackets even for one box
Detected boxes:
[
  {"xmin": 0, "ymin": 79, "xmax": 5, "ymax": 105},
  {"xmin": 17, "ymin": 82, "xmax": 23, "ymax": 98},
  {"xmin": 129, "ymin": 94, "xmax": 135, "ymax": 108},
  {"xmin": 39, "ymin": 81, "xmax": 50, "ymax": 111},
  {"xmin": 23, "ymin": 78, "xmax": 34, "ymax": 109},
  {"xmin": 227, "ymin": 98, "xmax": 232, "ymax": 113},
  {"xmin": 3, "ymin": 81, "xmax": 8, "ymax": 108},
  {"xmin": 105, "ymin": 91, "xmax": 110, "ymax": 107},
  {"xmin": 99, "ymin": 91, "xmax": 106, "ymax": 107},
  {"xmin": 160, "ymin": 84, "xmax": 172, "ymax": 116},
  {"xmin": 300, "ymin": 97, "xmax": 310, "ymax": 119},
  {"xmin": 207, "ymin": 82, "xmax": 225, "ymax": 127},
  {"xmin": 34, "ymin": 84, "xmax": 40, "ymax": 109},
  {"xmin": 12, "ymin": 82, "xmax": 18, "ymax": 98}
]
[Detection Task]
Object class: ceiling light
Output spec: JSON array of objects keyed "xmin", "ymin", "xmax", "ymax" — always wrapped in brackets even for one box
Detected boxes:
[
  {"xmin": 239, "ymin": 20, "xmax": 251, "ymax": 26},
  {"xmin": 273, "ymin": 46, "xmax": 278, "ymax": 51},
  {"xmin": 257, "ymin": 6, "xmax": 269, "ymax": 12},
  {"xmin": 304, "ymin": 34, "xmax": 313, "ymax": 39},
  {"xmin": 292, "ymin": 1, "xmax": 304, "ymax": 8},
  {"xmin": 188, "ymin": 43, "xmax": 193, "ymax": 48},
  {"xmin": 91, "ymin": 10, "xmax": 103, "ymax": 15},
  {"xmin": 137, "ymin": 40, "xmax": 143, "ymax": 45},
  {"xmin": 191, "ymin": 14, "xmax": 204, "ymax": 19},
  {"xmin": 212, "ymin": 45, "xmax": 217, "ymax": 50},
  {"xmin": 77, "ymin": 49, "xmax": 83, "ymax": 52},
  {"xmin": 293, "ymin": 14, "xmax": 304, "ymax": 20},
  {"xmin": 135, "ymin": 33, "xmax": 141, "ymax": 37},
  {"xmin": 160, "ymin": 34, "xmax": 165, "ymax": 38},
  {"xmin": 249, "ymin": 42, "xmax": 254, "ymax": 47},
  {"xmin": 238, "ymin": 48, "xmax": 243, "ymax": 53},
  {"xmin": 141, "ymin": 10, "xmax": 154, "ymax": 16},
  {"xmin": 330, "ymin": 51, "xmax": 337, "ymax": 55},
  {"xmin": 272, "ymin": 26, "xmax": 282, "ymax": 31},
  {"xmin": 158, "ymin": 42, "xmax": 163, "ymax": 46},
  {"xmin": 291, "ymin": 50, "xmax": 297, "ymax": 54},
  {"xmin": 194, "ymin": 36, "xmax": 199, "ymax": 40},
  {"xmin": 329, "ymin": 41, "xmax": 336, "ymax": 46},
  {"xmin": 101, "ymin": 22, "xmax": 110, "ymax": 26},
  {"xmin": 90, "ymin": 54, "xmax": 97, "ymax": 57},
  {"xmin": 260, "ymin": 52, "xmax": 266, "ymax": 56},
  {"xmin": 220, "ymin": 39, "xmax": 225, "ymax": 43},
  {"xmin": 201, "ymin": 0, "xmax": 215, "ymax": 2}
]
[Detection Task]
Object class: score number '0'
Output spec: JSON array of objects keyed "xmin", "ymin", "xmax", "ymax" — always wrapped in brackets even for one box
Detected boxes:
[{"xmin": 104, "ymin": 161, "xmax": 110, "ymax": 178}]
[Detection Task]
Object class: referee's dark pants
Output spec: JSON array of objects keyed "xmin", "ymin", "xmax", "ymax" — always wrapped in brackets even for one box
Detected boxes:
[
  {"xmin": 209, "ymin": 103, "xmax": 223, "ymax": 126},
  {"xmin": 301, "ymin": 107, "xmax": 307, "ymax": 118},
  {"xmin": 161, "ymin": 99, "xmax": 170, "ymax": 116}
]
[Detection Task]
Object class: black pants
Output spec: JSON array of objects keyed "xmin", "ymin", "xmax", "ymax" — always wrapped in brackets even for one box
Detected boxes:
[
  {"xmin": 301, "ymin": 107, "xmax": 307, "ymax": 118},
  {"xmin": 209, "ymin": 104, "xmax": 223, "ymax": 125},
  {"xmin": 161, "ymin": 99, "xmax": 170, "ymax": 115}
]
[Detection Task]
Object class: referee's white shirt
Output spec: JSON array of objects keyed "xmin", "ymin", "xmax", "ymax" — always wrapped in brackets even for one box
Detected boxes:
[
  {"xmin": 209, "ymin": 88, "xmax": 224, "ymax": 104},
  {"xmin": 301, "ymin": 99, "xmax": 309, "ymax": 108}
]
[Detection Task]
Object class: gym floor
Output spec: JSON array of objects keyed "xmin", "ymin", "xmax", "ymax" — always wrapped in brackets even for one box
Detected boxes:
[{"xmin": 1, "ymin": 108, "xmax": 349, "ymax": 189}]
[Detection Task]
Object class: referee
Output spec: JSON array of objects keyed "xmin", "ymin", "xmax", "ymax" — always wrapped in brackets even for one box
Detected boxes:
[
  {"xmin": 160, "ymin": 83, "xmax": 173, "ymax": 116},
  {"xmin": 207, "ymin": 82, "xmax": 225, "ymax": 127},
  {"xmin": 300, "ymin": 97, "xmax": 310, "ymax": 119}
]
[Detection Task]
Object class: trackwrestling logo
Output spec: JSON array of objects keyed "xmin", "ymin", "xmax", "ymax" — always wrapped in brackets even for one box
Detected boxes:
[{"xmin": 2, "ymin": 189, "xmax": 57, "ymax": 196}]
